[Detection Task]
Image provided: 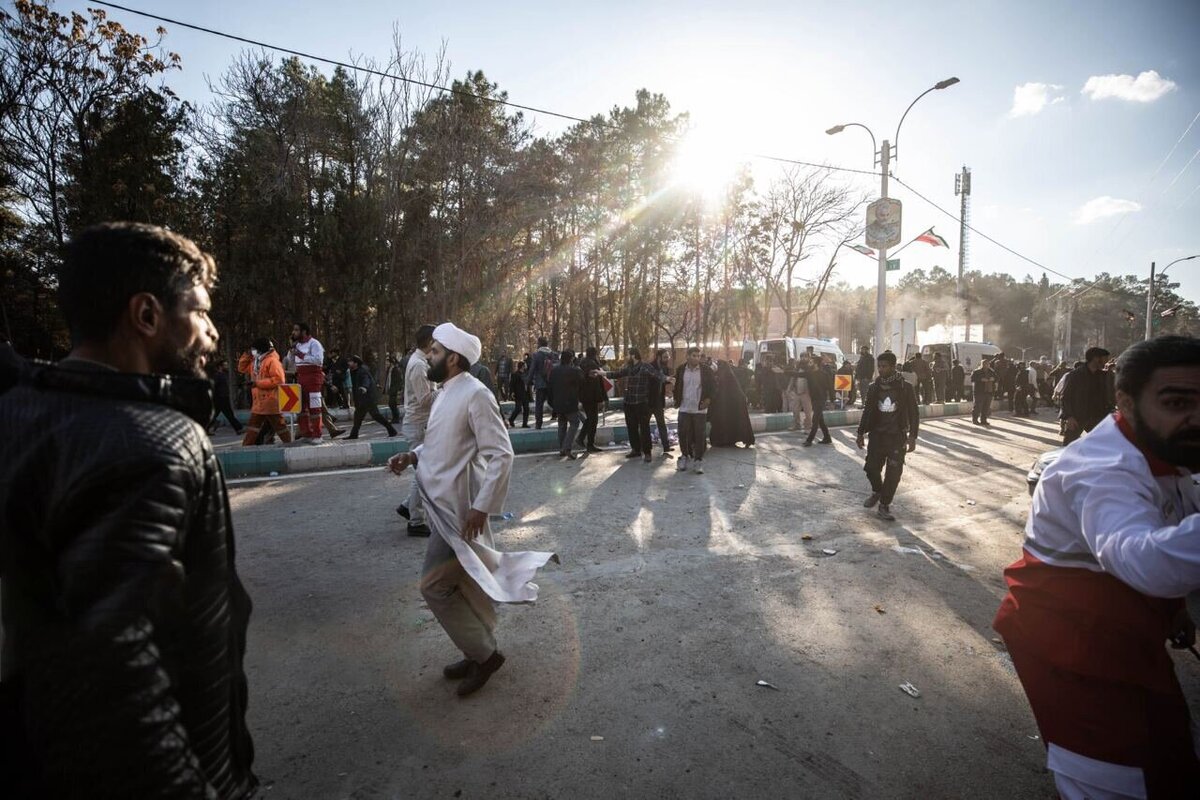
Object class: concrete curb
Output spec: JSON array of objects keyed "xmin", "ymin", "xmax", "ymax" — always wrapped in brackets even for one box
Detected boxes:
[{"xmin": 218, "ymin": 401, "xmax": 979, "ymax": 478}]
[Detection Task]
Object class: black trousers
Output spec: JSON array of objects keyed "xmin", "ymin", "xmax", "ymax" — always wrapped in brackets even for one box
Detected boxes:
[
  {"xmin": 349, "ymin": 396, "xmax": 397, "ymax": 438},
  {"xmin": 973, "ymin": 393, "xmax": 992, "ymax": 424},
  {"xmin": 624, "ymin": 403, "xmax": 652, "ymax": 455},
  {"xmin": 864, "ymin": 431, "xmax": 907, "ymax": 505},
  {"xmin": 580, "ymin": 402, "xmax": 602, "ymax": 447},
  {"xmin": 918, "ymin": 377, "xmax": 934, "ymax": 405},
  {"xmin": 388, "ymin": 390, "xmax": 401, "ymax": 423},
  {"xmin": 509, "ymin": 396, "xmax": 530, "ymax": 427},
  {"xmin": 651, "ymin": 405, "xmax": 670, "ymax": 451},
  {"xmin": 933, "ymin": 377, "xmax": 946, "ymax": 403},
  {"xmin": 949, "ymin": 381, "xmax": 964, "ymax": 402},
  {"xmin": 534, "ymin": 387, "xmax": 550, "ymax": 428},
  {"xmin": 806, "ymin": 404, "xmax": 829, "ymax": 443},
  {"xmin": 212, "ymin": 395, "xmax": 243, "ymax": 432}
]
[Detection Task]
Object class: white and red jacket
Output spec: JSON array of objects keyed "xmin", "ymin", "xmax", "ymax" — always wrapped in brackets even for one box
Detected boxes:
[
  {"xmin": 292, "ymin": 336, "xmax": 325, "ymax": 372},
  {"xmin": 995, "ymin": 412, "xmax": 1200, "ymax": 692}
]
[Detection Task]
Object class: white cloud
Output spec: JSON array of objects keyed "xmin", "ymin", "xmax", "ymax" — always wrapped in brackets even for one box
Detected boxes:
[
  {"xmin": 1081, "ymin": 70, "xmax": 1177, "ymax": 103},
  {"xmin": 1073, "ymin": 196, "xmax": 1142, "ymax": 225},
  {"xmin": 1009, "ymin": 82, "xmax": 1065, "ymax": 117}
]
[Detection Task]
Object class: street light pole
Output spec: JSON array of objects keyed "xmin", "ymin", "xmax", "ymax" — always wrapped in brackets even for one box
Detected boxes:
[
  {"xmin": 1145, "ymin": 261, "xmax": 1155, "ymax": 341},
  {"xmin": 1146, "ymin": 254, "xmax": 1199, "ymax": 340},
  {"xmin": 827, "ymin": 77, "xmax": 959, "ymax": 356},
  {"xmin": 875, "ymin": 140, "xmax": 891, "ymax": 355}
]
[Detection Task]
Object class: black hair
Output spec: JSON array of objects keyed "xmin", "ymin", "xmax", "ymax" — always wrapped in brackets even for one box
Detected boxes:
[
  {"xmin": 58, "ymin": 222, "xmax": 217, "ymax": 346},
  {"xmin": 537, "ymin": 336, "xmax": 549, "ymax": 347},
  {"xmin": 687, "ymin": 346, "xmax": 702, "ymax": 356},
  {"xmin": 560, "ymin": 349, "xmax": 575, "ymax": 365},
  {"xmin": 628, "ymin": 347, "xmax": 642, "ymax": 361},
  {"xmin": 416, "ymin": 324, "xmax": 436, "ymax": 348},
  {"xmin": 877, "ymin": 351, "xmax": 897, "ymax": 366},
  {"xmin": 347, "ymin": 354, "xmax": 363, "ymax": 367},
  {"xmin": 1115, "ymin": 336, "xmax": 1200, "ymax": 399},
  {"xmin": 296, "ymin": 322, "xmax": 311, "ymax": 335},
  {"xmin": 447, "ymin": 349, "xmax": 472, "ymax": 371},
  {"xmin": 1085, "ymin": 346, "xmax": 1111, "ymax": 362},
  {"xmin": 586, "ymin": 346, "xmax": 598, "ymax": 359},
  {"xmin": 252, "ymin": 337, "xmax": 274, "ymax": 353}
]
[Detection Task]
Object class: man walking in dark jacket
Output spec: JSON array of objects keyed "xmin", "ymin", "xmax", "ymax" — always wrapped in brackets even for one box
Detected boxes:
[
  {"xmin": 649, "ymin": 349, "xmax": 675, "ymax": 456},
  {"xmin": 0, "ymin": 223, "xmax": 256, "ymax": 798},
  {"xmin": 549, "ymin": 349, "xmax": 584, "ymax": 459},
  {"xmin": 854, "ymin": 346, "xmax": 875, "ymax": 407},
  {"xmin": 528, "ymin": 337, "xmax": 555, "ymax": 429},
  {"xmin": 856, "ymin": 351, "xmax": 920, "ymax": 521},
  {"xmin": 949, "ymin": 359, "xmax": 965, "ymax": 401},
  {"xmin": 1060, "ymin": 346, "xmax": 1113, "ymax": 445},
  {"xmin": 803, "ymin": 358, "xmax": 833, "ymax": 447},
  {"xmin": 971, "ymin": 358, "xmax": 997, "ymax": 426},
  {"xmin": 347, "ymin": 355, "xmax": 398, "ymax": 439},
  {"xmin": 577, "ymin": 346, "xmax": 607, "ymax": 453}
]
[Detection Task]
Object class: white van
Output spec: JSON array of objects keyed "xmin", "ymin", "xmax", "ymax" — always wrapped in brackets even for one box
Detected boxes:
[
  {"xmin": 917, "ymin": 341, "xmax": 1001, "ymax": 372},
  {"xmin": 758, "ymin": 337, "xmax": 846, "ymax": 367}
]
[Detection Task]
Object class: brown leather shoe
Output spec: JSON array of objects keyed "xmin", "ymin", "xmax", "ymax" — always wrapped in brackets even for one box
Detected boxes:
[
  {"xmin": 443, "ymin": 659, "xmax": 473, "ymax": 680},
  {"xmin": 456, "ymin": 651, "xmax": 505, "ymax": 697}
]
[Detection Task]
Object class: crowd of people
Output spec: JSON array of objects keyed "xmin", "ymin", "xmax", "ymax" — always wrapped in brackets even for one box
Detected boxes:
[{"xmin": 2, "ymin": 222, "xmax": 1198, "ymax": 799}]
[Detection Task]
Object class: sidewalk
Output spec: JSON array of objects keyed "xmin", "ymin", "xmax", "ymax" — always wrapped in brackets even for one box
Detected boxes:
[{"xmin": 216, "ymin": 401, "xmax": 983, "ymax": 478}]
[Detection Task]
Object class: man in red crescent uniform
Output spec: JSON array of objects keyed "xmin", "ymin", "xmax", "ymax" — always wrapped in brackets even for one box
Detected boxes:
[
  {"xmin": 290, "ymin": 321, "xmax": 325, "ymax": 439},
  {"xmin": 994, "ymin": 335, "xmax": 1200, "ymax": 799}
]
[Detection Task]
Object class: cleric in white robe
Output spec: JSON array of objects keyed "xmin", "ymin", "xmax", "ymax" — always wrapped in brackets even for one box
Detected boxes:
[{"xmin": 388, "ymin": 322, "xmax": 557, "ymax": 697}]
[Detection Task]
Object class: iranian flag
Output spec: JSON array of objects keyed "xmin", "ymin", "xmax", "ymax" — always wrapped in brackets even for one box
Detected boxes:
[
  {"xmin": 915, "ymin": 227, "xmax": 949, "ymax": 248},
  {"xmin": 849, "ymin": 244, "xmax": 876, "ymax": 257}
]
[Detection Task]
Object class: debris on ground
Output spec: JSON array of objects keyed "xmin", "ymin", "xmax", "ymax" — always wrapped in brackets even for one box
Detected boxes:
[
  {"xmin": 755, "ymin": 680, "xmax": 780, "ymax": 690},
  {"xmin": 874, "ymin": 604, "xmax": 886, "ymax": 614},
  {"xmin": 590, "ymin": 736, "xmax": 604, "ymax": 741},
  {"xmin": 966, "ymin": 500, "xmax": 977, "ymax": 506},
  {"xmin": 801, "ymin": 534, "xmax": 813, "ymax": 540},
  {"xmin": 822, "ymin": 548, "xmax": 838, "ymax": 556},
  {"xmin": 892, "ymin": 545, "xmax": 923, "ymax": 555},
  {"xmin": 899, "ymin": 682, "xmax": 921, "ymax": 698}
]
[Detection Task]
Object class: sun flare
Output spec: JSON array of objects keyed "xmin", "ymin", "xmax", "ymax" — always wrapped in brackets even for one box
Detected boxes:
[{"xmin": 669, "ymin": 128, "xmax": 742, "ymax": 200}]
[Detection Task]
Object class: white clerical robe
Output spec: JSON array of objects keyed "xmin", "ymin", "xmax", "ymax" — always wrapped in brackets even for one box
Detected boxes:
[{"xmin": 413, "ymin": 371, "xmax": 556, "ymax": 603}]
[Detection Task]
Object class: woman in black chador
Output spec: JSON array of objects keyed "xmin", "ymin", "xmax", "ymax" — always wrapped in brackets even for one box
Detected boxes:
[{"xmin": 709, "ymin": 360, "xmax": 756, "ymax": 447}]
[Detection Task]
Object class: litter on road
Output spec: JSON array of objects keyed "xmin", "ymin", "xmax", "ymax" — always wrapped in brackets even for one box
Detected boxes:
[
  {"xmin": 755, "ymin": 680, "xmax": 780, "ymax": 690},
  {"xmin": 899, "ymin": 682, "xmax": 921, "ymax": 699}
]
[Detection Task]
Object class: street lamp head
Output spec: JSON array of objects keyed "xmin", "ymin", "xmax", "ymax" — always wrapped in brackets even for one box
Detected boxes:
[
  {"xmin": 826, "ymin": 125, "xmax": 845, "ymax": 135},
  {"xmin": 934, "ymin": 77, "xmax": 960, "ymax": 90}
]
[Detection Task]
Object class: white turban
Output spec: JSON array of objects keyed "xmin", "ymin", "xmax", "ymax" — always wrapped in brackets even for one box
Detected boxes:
[{"xmin": 433, "ymin": 322, "xmax": 482, "ymax": 366}]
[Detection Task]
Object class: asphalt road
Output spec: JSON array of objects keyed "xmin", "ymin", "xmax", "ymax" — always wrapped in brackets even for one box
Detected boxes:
[{"xmin": 228, "ymin": 413, "xmax": 1200, "ymax": 800}]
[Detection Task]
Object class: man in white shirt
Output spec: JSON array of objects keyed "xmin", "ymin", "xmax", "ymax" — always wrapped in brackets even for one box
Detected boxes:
[
  {"xmin": 387, "ymin": 322, "xmax": 555, "ymax": 697},
  {"xmin": 290, "ymin": 322, "xmax": 326, "ymax": 439},
  {"xmin": 994, "ymin": 336, "xmax": 1200, "ymax": 799},
  {"xmin": 672, "ymin": 347, "xmax": 715, "ymax": 474},
  {"xmin": 398, "ymin": 324, "xmax": 437, "ymax": 536}
]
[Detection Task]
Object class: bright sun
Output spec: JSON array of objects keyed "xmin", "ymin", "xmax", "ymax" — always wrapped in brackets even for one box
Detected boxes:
[{"xmin": 669, "ymin": 128, "xmax": 742, "ymax": 200}]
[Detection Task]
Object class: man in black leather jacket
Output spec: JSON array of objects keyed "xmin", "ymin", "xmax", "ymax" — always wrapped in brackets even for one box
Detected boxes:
[{"xmin": 0, "ymin": 223, "xmax": 257, "ymax": 798}]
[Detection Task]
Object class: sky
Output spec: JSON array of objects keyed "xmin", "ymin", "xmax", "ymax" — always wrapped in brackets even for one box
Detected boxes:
[{"xmin": 62, "ymin": 0, "xmax": 1200, "ymax": 305}]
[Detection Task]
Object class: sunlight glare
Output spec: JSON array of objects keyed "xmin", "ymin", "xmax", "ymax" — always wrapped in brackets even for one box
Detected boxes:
[{"xmin": 669, "ymin": 128, "xmax": 742, "ymax": 200}]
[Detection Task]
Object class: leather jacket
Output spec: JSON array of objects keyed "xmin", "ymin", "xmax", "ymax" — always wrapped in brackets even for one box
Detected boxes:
[{"xmin": 0, "ymin": 345, "xmax": 256, "ymax": 798}]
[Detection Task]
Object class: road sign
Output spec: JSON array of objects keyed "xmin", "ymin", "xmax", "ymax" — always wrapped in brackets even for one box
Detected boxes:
[
  {"xmin": 834, "ymin": 374, "xmax": 853, "ymax": 392},
  {"xmin": 865, "ymin": 198, "xmax": 902, "ymax": 249},
  {"xmin": 278, "ymin": 383, "xmax": 301, "ymax": 413},
  {"xmin": 886, "ymin": 258, "xmax": 900, "ymax": 272}
]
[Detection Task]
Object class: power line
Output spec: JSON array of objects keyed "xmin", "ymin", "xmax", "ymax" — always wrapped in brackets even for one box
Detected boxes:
[
  {"xmin": 889, "ymin": 174, "xmax": 1081, "ymax": 284},
  {"xmin": 89, "ymin": 1, "xmax": 881, "ymax": 179},
  {"xmin": 893, "ymin": 174, "xmax": 1138, "ymax": 305}
]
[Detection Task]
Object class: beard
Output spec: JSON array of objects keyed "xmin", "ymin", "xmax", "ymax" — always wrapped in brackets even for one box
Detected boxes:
[
  {"xmin": 427, "ymin": 354, "xmax": 449, "ymax": 383},
  {"xmin": 1131, "ymin": 407, "xmax": 1200, "ymax": 472},
  {"xmin": 165, "ymin": 341, "xmax": 216, "ymax": 379}
]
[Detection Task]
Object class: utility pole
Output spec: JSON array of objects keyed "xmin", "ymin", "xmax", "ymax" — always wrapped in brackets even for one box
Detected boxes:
[
  {"xmin": 1145, "ymin": 261, "xmax": 1155, "ymax": 341},
  {"xmin": 874, "ymin": 139, "xmax": 891, "ymax": 354},
  {"xmin": 955, "ymin": 166, "xmax": 971, "ymax": 341}
]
